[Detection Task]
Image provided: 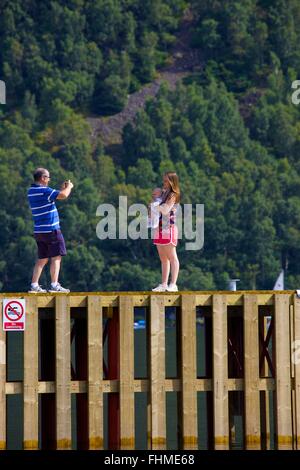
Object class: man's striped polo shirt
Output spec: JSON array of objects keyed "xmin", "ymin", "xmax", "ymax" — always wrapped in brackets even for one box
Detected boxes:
[{"xmin": 27, "ymin": 184, "xmax": 60, "ymax": 233}]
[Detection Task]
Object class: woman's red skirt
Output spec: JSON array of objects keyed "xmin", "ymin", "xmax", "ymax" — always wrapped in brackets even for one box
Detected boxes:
[{"xmin": 153, "ymin": 224, "xmax": 178, "ymax": 246}]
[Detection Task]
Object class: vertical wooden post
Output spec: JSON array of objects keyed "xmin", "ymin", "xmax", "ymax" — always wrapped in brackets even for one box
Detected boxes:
[
  {"xmin": 275, "ymin": 294, "xmax": 293, "ymax": 449},
  {"xmin": 87, "ymin": 295, "xmax": 103, "ymax": 449},
  {"xmin": 180, "ymin": 295, "xmax": 197, "ymax": 449},
  {"xmin": 23, "ymin": 296, "xmax": 39, "ymax": 450},
  {"xmin": 119, "ymin": 296, "xmax": 135, "ymax": 449},
  {"xmin": 108, "ymin": 307, "xmax": 120, "ymax": 449},
  {"xmin": 55, "ymin": 296, "xmax": 71, "ymax": 450},
  {"xmin": 212, "ymin": 294, "xmax": 229, "ymax": 449},
  {"xmin": 290, "ymin": 303, "xmax": 296, "ymax": 450},
  {"xmin": 150, "ymin": 295, "xmax": 166, "ymax": 450},
  {"xmin": 147, "ymin": 308, "xmax": 151, "ymax": 450},
  {"xmin": 75, "ymin": 316, "xmax": 88, "ymax": 450},
  {"xmin": 205, "ymin": 312, "xmax": 214, "ymax": 449},
  {"xmin": 0, "ymin": 298, "xmax": 6, "ymax": 450},
  {"xmin": 294, "ymin": 294, "xmax": 300, "ymax": 449},
  {"xmin": 244, "ymin": 294, "xmax": 260, "ymax": 449}
]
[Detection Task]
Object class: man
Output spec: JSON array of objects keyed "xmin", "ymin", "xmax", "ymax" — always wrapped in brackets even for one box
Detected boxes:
[{"xmin": 27, "ymin": 168, "xmax": 74, "ymax": 293}]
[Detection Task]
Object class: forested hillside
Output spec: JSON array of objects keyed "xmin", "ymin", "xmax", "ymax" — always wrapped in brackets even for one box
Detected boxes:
[{"xmin": 0, "ymin": 0, "xmax": 299, "ymax": 291}]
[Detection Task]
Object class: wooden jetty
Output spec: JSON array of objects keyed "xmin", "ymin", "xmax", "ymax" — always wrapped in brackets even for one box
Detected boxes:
[{"xmin": 0, "ymin": 291, "xmax": 299, "ymax": 450}]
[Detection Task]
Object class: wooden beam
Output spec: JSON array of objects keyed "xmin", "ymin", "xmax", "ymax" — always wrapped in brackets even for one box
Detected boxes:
[
  {"xmin": 275, "ymin": 294, "xmax": 293, "ymax": 449},
  {"xmin": 37, "ymin": 296, "xmax": 55, "ymax": 308},
  {"xmin": 107, "ymin": 308, "xmax": 120, "ymax": 449},
  {"xmin": 23, "ymin": 296, "xmax": 39, "ymax": 450},
  {"xmin": 70, "ymin": 296, "xmax": 87, "ymax": 308},
  {"xmin": 5, "ymin": 382, "xmax": 23, "ymax": 394},
  {"xmin": 0, "ymin": 298, "xmax": 6, "ymax": 450},
  {"xmin": 244, "ymin": 294, "xmax": 260, "ymax": 449},
  {"xmin": 180, "ymin": 295, "xmax": 197, "ymax": 449},
  {"xmin": 146, "ymin": 308, "xmax": 151, "ymax": 450},
  {"xmin": 290, "ymin": 304, "xmax": 296, "ymax": 450},
  {"xmin": 119, "ymin": 296, "xmax": 135, "ymax": 449},
  {"xmin": 294, "ymin": 294, "xmax": 300, "ymax": 449},
  {"xmin": 150, "ymin": 295, "xmax": 166, "ymax": 449},
  {"xmin": 87, "ymin": 296, "xmax": 103, "ymax": 449},
  {"xmin": 55, "ymin": 296, "xmax": 71, "ymax": 449},
  {"xmin": 212, "ymin": 294, "xmax": 229, "ymax": 449}
]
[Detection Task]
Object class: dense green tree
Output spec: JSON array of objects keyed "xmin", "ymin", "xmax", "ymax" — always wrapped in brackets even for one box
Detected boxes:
[{"xmin": 0, "ymin": 0, "xmax": 299, "ymax": 292}]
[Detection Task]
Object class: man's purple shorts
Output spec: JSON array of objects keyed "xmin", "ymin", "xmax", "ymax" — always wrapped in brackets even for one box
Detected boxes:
[{"xmin": 34, "ymin": 230, "xmax": 67, "ymax": 259}]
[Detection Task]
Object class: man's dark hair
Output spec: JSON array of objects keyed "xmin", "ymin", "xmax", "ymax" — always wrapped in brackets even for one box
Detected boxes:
[{"xmin": 33, "ymin": 167, "xmax": 48, "ymax": 182}]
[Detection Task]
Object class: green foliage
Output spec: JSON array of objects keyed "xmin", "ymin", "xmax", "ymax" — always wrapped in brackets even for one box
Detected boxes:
[
  {"xmin": 191, "ymin": 0, "xmax": 300, "ymax": 91},
  {"xmin": 0, "ymin": 0, "xmax": 300, "ymax": 292},
  {"xmin": 0, "ymin": 0, "xmax": 185, "ymax": 115}
]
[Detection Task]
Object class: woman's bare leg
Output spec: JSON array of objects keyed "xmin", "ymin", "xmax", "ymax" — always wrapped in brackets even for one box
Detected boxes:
[
  {"xmin": 165, "ymin": 245, "xmax": 179, "ymax": 285},
  {"xmin": 156, "ymin": 245, "xmax": 170, "ymax": 286}
]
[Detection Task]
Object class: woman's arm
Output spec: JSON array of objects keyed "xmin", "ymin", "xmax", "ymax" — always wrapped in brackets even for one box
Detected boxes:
[{"xmin": 158, "ymin": 195, "xmax": 176, "ymax": 215}]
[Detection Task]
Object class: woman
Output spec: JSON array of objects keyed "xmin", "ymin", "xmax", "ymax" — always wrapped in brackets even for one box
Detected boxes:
[{"xmin": 152, "ymin": 172, "xmax": 180, "ymax": 292}]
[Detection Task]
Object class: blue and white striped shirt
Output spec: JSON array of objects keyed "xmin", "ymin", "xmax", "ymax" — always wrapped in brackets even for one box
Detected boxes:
[{"xmin": 27, "ymin": 184, "xmax": 60, "ymax": 233}]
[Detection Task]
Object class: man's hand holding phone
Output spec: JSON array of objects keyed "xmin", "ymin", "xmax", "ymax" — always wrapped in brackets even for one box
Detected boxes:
[{"xmin": 62, "ymin": 180, "xmax": 74, "ymax": 190}]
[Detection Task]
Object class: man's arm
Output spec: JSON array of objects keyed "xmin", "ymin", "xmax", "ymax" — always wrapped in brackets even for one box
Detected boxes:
[{"xmin": 57, "ymin": 180, "xmax": 74, "ymax": 200}]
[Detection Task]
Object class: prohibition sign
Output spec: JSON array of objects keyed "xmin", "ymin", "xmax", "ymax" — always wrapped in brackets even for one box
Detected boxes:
[{"xmin": 4, "ymin": 300, "xmax": 24, "ymax": 322}]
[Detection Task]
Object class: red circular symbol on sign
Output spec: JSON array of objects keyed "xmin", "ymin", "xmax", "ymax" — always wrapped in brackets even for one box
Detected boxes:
[{"xmin": 4, "ymin": 301, "xmax": 24, "ymax": 321}]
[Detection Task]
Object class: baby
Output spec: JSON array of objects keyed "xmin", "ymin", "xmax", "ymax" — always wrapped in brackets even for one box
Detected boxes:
[{"xmin": 147, "ymin": 187, "xmax": 162, "ymax": 228}]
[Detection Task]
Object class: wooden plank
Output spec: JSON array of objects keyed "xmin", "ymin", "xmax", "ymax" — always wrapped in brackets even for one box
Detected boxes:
[
  {"xmin": 23, "ymin": 296, "xmax": 39, "ymax": 450},
  {"xmin": 38, "ymin": 382, "xmax": 55, "ymax": 394},
  {"xmin": 87, "ymin": 295, "xmax": 103, "ymax": 449},
  {"xmin": 150, "ymin": 295, "xmax": 166, "ymax": 449},
  {"xmin": 195, "ymin": 294, "xmax": 212, "ymax": 306},
  {"xmin": 146, "ymin": 307, "xmax": 151, "ymax": 450},
  {"xmin": 70, "ymin": 381, "xmax": 87, "ymax": 393},
  {"xmin": 275, "ymin": 294, "xmax": 293, "ymax": 449},
  {"xmin": 163, "ymin": 295, "xmax": 181, "ymax": 307},
  {"xmin": 55, "ymin": 296, "xmax": 71, "ymax": 449},
  {"xmin": 134, "ymin": 379, "xmax": 149, "ymax": 392},
  {"xmin": 5, "ymin": 382, "xmax": 23, "ymax": 394},
  {"xmin": 226, "ymin": 378, "xmax": 243, "ymax": 391},
  {"xmin": 119, "ymin": 296, "xmax": 135, "ymax": 449},
  {"xmin": 195, "ymin": 380, "xmax": 213, "ymax": 392},
  {"xmin": 258, "ymin": 378, "xmax": 275, "ymax": 391},
  {"xmin": 195, "ymin": 293, "xmax": 277, "ymax": 307},
  {"xmin": 244, "ymin": 294, "xmax": 260, "ymax": 449},
  {"xmin": 0, "ymin": 298, "xmax": 6, "ymax": 450},
  {"xmin": 294, "ymin": 294, "xmax": 300, "ymax": 449},
  {"xmin": 290, "ymin": 304, "xmax": 296, "ymax": 450},
  {"xmin": 0, "ymin": 291, "xmax": 295, "ymax": 301},
  {"xmin": 180, "ymin": 295, "xmax": 197, "ymax": 449},
  {"xmin": 165, "ymin": 379, "xmax": 181, "ymax": 392},
  {"xmin": 212, "ymin": 294, "xmax": 229, "ymax": 449},
  {"xmin": 37, "ymin": 296, "xmax": 55, "ymax": 308},
  {"xmin": 101, "ymin": 296, "xmax": 119, "ymax": 308},
  {"xmin": 131, "ymin": 295, "xmax": 150, "ymax": 307},
  {"xmin": 103, "ymin": 380, "xmax": 118, "ymax": 393},
  {"xmin": 70, "ymin": 296, "xmax": 87, "ymax": 308}
]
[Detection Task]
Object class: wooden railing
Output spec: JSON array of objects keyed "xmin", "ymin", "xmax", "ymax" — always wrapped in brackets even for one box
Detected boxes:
[{"xmin": 0, "ymin": 291, "xmax": 299, "ymax": 450}]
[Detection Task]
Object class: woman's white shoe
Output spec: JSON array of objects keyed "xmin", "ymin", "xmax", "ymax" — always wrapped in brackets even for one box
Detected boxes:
[
  {"xmin": 167, "ymin": 284, "xmax": 178, "ymax": 292},
  {"xmin": 152, "ymin": 284, "xmax": 168, "ymax": 292}
]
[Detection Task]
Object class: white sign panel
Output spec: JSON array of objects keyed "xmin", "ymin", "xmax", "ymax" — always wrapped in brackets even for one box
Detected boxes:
[{"xmin": 3, "ymin": 299, "xmax": 26, "ymax": 331}]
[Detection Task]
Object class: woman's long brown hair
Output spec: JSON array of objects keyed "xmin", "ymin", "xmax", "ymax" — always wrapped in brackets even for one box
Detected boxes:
[{"xmin": 162, "ymin": 172, "xmax": 180, "ymax": 203}]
